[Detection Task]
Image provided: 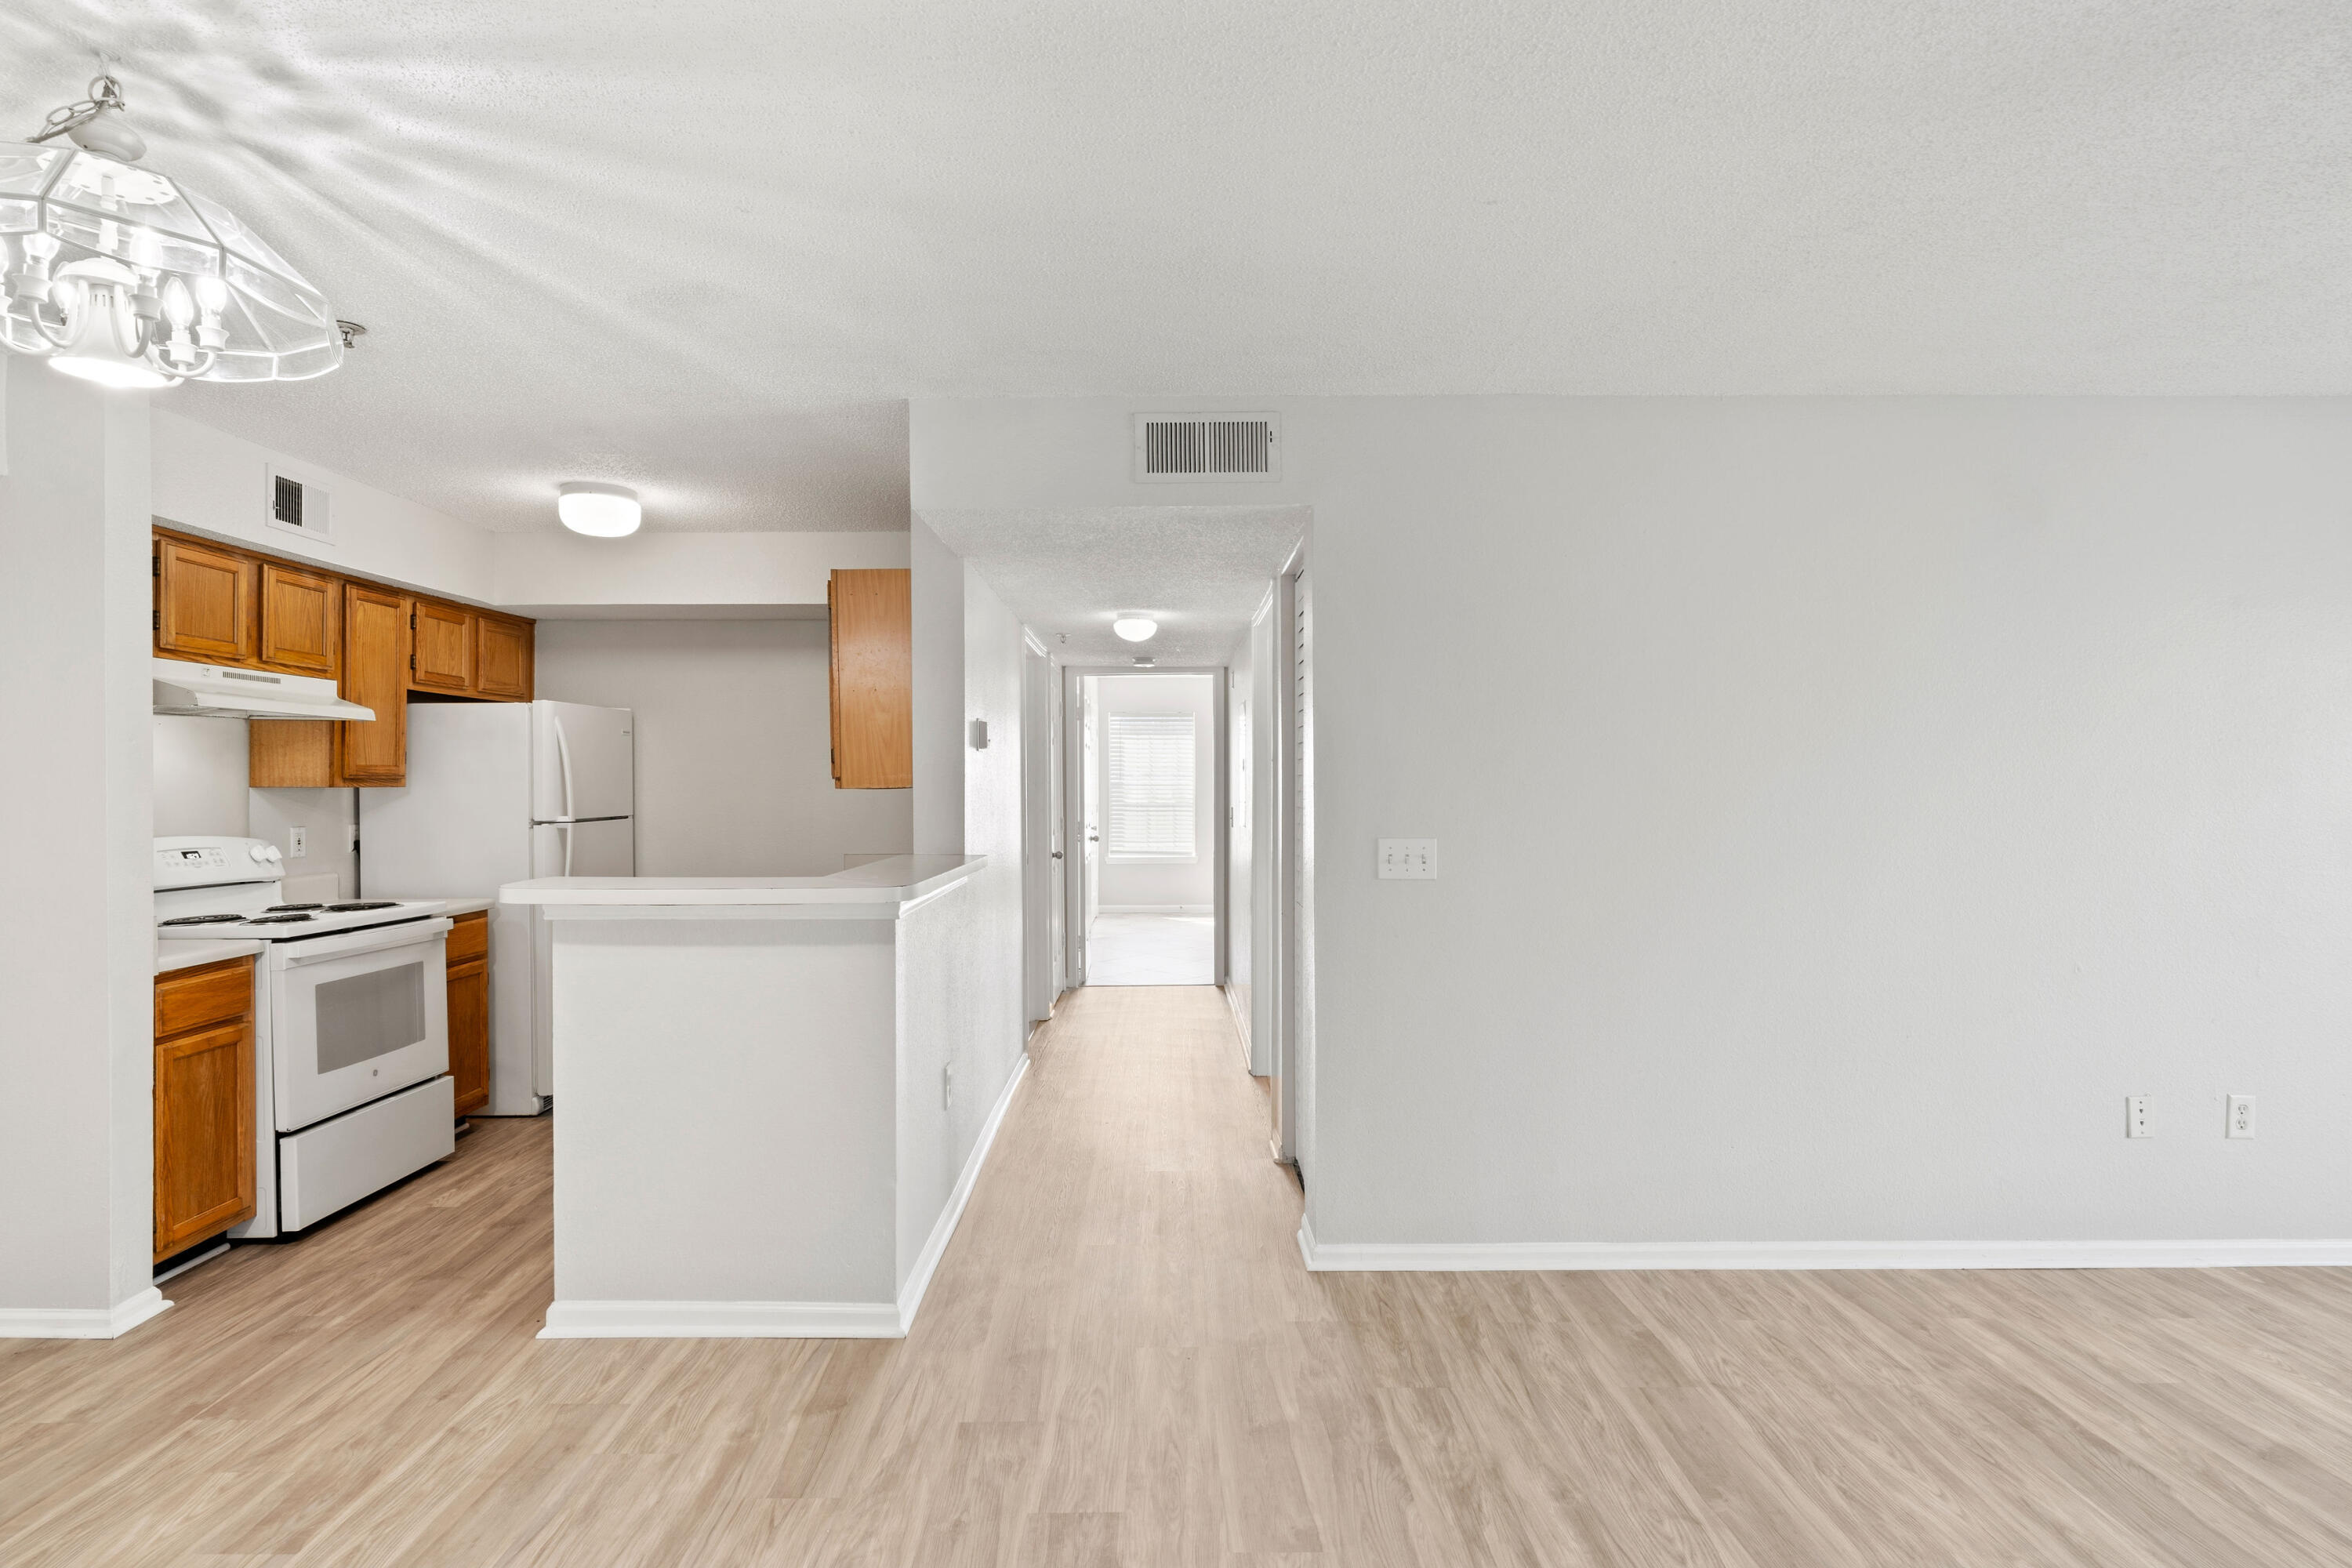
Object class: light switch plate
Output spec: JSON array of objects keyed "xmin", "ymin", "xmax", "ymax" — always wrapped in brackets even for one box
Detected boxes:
[{"xmin": 1378, "ymin": 838, "xmax": 1437, "ymax": 879}]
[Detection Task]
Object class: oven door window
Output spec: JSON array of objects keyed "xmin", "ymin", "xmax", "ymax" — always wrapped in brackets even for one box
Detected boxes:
[{"xmin": 314, "ymin": 961, "xmax": 429, "ymax": 1073}]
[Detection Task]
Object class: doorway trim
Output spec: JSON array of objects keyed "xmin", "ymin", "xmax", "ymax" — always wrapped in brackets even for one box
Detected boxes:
[{"xmin": 1061, "ymin": 664, "xmax": 1231, "ymax": 992}]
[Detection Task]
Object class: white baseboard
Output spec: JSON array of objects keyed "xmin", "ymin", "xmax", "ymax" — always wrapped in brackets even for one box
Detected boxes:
[
  {"xmin": 1295, "ymin": 1219, "xmax": 2352, "ymax": 1273},
  {"xmin": 0, "ymin": 1287, "xmax": 172, "ymax": 1339},
  {"xmin": 540, "ymin": 1298, "xmax": 905, "ymax": 1338},
  {"xmin": 1098, "ymin": 904, "xmax": 1210, "ymax": 915},
  {"xmin": 897, "ymin": 1051, "xmax": 1030, "ymax": 1328},
  {"xmin": 1223, "ymin": 983, "xmax": 1251, "ymax": 1069},
  {"xmin": 539, "ymin": 1054, "xmax": 1032, "ymax": 1341}
]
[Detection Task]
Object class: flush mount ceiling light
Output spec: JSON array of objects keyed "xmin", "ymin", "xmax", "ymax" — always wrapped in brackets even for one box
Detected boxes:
[
  {"xmin": 557, "ymin": 481, "xmax": 641, "ymax": 537},
  {"xmin": 1112, "ymin": 613, "xmax": 1158, "ymax": 642},
  {"xmin": 1, "ymin": 76, "xmax": 343, "ymax": 388}
]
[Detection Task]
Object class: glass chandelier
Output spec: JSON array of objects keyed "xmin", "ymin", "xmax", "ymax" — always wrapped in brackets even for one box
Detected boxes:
[{"xmin": 0, "ymin": 77, "xmax": 340, "ymax": 389}]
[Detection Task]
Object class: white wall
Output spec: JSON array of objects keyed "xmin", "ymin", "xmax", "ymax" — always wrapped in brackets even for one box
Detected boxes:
[
  {"xmin": 914, "ymin": 394, "xmax": 2352, "ymax": 1255},
  {"xmin": 533, "ymin": 620, "xmax": 912, "ymax": 876},
  {"xmin": 0, "ymin": 358, "xmax": 158, "ymax": 1330},
  {"xmin": 152, "ymin": 718, "xmax": 249, "ymax": 837},
  {"xmin": 495, "ymin": 529, "xmax": 906, "ymax": 615},
  {"xmin": 1094, "ymin": 674, "xmax": 1216, "ymax": 909},
  {"xmin": 151, "ymin": 409, "xmax": 496, "ymax": 604},
  {"xmin": 252, "ymin": 789, "xmax": 359, "ymax": 902},
  {"xmin": 909, "ymin": 517, "xmax": 966, "ymax": 856}
]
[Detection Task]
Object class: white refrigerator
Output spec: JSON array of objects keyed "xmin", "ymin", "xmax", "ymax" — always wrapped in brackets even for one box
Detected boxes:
[{"xmin": 358, "ymin": 700, "xmax": 634, "ymax": 1115}]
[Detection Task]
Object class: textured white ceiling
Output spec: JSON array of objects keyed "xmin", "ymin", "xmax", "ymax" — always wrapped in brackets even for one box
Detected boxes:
[
  {"xmin": 5, "ymin": 3, "xmax": 2349, "ymax": 535},
  {"xmin": 921, "ymin": 507, "xmax": 1306, "ymax": 665}
]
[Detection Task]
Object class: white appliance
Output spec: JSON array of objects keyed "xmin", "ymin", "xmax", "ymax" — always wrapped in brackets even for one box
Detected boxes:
[
  {"xmin": 358, "ymin": 700, "xmax": 634, "ymax": 1115},
  {"xmin": 152, "ymin": 656, "xmax": 376, "ymax": 721},
  {"xmin": 154, "ymin": 837, "xmax": 455, "ymax": 1236}
]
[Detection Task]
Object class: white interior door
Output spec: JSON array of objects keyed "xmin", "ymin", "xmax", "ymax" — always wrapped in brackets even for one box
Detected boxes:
[{"xmin": 1081, "ymin": 677, "xmax": 1102, "ymax": 960}]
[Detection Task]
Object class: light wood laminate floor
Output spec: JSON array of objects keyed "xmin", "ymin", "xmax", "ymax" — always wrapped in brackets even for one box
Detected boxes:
[{"xmin": 8, "ymin": 985, "xmax": 2352, "ymax": 1565}]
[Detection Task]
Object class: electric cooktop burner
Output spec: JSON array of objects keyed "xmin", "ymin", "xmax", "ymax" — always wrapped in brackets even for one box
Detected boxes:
[
  {"xmin": 160, "ymin": 913, "xmax": 245, "ymax": 927},
  {"xmin": 245, "ymin": 913, "xmax": 318, "ymax": 925},
  {"xmin": 326, "ymin": 902, "xmax": 401, "ymax": 912},
  {"xmin": 264, "ymin": 903, "xmax": 325, "ymax": 912}
]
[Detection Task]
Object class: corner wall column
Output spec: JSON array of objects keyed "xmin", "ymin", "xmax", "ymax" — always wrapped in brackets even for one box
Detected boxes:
[{"xmin": 0, "ymin": 355, "xmax": 163, "ymax": 1336}]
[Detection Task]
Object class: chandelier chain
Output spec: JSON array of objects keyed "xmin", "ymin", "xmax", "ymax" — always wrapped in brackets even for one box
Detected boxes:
[{"xmin": 28, "ymin": 74, "xmax": 127, "ymax": 145}]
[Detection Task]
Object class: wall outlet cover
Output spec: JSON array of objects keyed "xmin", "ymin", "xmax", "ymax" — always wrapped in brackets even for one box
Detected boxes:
[
  {"xmin": 2227, "ymin": 1094, "xmax": 2256, "ymax": 1139},
  {"xmin": 288, "ymin": 826, "xmax": 308, "ymax": 858},
  {"xmin": 1378, "ymin": 838, "xmax": 1437, "ymax": 879},
  {"xmin": 2126, "ymin": 1095, "xmax": 2151, "ymax": 1138}
]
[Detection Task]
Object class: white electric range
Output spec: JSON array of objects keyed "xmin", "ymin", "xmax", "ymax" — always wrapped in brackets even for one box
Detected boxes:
[{"xmin": 156, "ymin": 836, "xmax": 457, "ymax": 1235}]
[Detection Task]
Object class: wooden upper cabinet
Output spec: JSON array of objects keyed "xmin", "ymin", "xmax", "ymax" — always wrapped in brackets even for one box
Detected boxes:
[
  {"xmin": 257, "ymin": 561, "xmax": 341, "ymax": 677},
  {"xmin": 475, "ymin": 615, "xmax": 533, "ymax": 700},
  {"xmin": 337, "ymin": 583, "xmax": 409, "ymax": 785},
  {"xmin": 410, "ymin": 601, "xmax": 475, "ymax": 693},
  {"xmin": 829, "ymin": 568, "xmax": 913, "ymax": 789},
  {"xmin": 155, "ymin": 536, "xmax": 255, "ymax": 662}
]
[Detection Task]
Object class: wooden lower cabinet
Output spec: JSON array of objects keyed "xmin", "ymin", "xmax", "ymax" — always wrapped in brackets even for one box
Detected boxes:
[
  {"xmin": 154, "ymin": 957, "xmax": 256, "ymax": 1263},
  {"xmin": 447, "ymin": 912, "xmax": 490, "ymax": 1117}
]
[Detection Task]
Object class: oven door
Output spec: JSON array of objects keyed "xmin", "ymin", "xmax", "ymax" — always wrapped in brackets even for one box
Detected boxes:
[{"xmin": 267, "ymin": 918, "xmax": 452, "ymax": 1133}]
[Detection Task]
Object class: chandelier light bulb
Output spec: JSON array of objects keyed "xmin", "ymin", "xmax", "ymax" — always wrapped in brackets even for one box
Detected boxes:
[
  {"xmin": 557, "ymin": 481, "xmax": 642, "ymax": 537},
  {"xmin": 1112, "ymin": 614, "xmax": 1158, "ymax": 642},
  {"xmin": 1, "ymin": 74, "xmax": 342, "ymax": 388}
]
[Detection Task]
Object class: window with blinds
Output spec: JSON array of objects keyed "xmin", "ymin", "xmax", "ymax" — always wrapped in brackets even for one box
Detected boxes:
[{"xmin": 1108, "ymin": 713, "xmax": 1196, "ymax": 861}]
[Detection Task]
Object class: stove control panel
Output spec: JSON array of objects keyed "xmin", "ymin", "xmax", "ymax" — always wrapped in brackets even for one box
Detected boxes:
[{"xmin": 153, "ymin": 837, "xmax": 287, "ymax": 891}]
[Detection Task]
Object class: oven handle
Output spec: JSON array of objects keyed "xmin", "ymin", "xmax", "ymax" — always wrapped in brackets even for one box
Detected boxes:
[{"xmin": 277, "ymin": 916, "xmax": 453, "ymax": 967}]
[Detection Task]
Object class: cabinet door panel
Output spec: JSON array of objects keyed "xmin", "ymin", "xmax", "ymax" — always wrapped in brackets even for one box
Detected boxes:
[
  {"xmin": 475, "ymin": 617, "xmax": 532, "ymax": 700},
  {"xmin": 154, "ymin": 1016, "xmax": 255, "ymax": 1261},
  {"xmin": 258, "ymin": 561, "xmax": 341, "ymax": 676},
  {"xmin": 410, "ymin": 602, "xmax": 474, "ymax": 692},
  {"xmin": 448, "ymin": 956, "xmax": 489, "ymax": 1117},
  {"xmin": 156, "ymin": 538, "xmax": 255, "ymax": 662},
  {"xmin": 829, "ymin": 569, "xmax": 913, "ymax": 789},
  {"xmin": 337, "ymin": 584, "xmax": 409, "ymax": 785}
]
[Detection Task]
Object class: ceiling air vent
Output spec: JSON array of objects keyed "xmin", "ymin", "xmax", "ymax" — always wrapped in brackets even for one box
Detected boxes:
[{"xmin": 1134, "ymin": 413, "xmax": 1280, "ymax": 483}]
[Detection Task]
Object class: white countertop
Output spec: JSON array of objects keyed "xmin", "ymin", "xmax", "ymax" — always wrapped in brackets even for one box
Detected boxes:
[
  {"xmin": 156, "ymin": 938, "xmax": 264, "ymax": 975},
  {"xmin": 371, "ymin": 895, "xmax": 497, "ymax": 916},
  {"xmin": 499, "ymin": 855, "xmax": 986, "ymax": 909}
]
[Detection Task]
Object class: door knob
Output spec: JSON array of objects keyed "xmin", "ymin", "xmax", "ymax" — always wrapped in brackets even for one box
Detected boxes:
[{"xmin": 1051, "ymin": 850, "xmax": 1064, "ymax": 859}]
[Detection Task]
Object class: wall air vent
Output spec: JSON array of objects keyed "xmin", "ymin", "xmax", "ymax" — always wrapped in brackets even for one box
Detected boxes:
[
  {"xmin": 1134, "ymin": 413, "xmax": 1280, "ymax": 482},
  {"xmin": 265, "ymin": 465, "xmax": 331, "ymax": 543}
]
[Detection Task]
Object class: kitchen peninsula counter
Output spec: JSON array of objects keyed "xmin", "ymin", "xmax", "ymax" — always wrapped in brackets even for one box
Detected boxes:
[{"xmin": 499, "ymin": 855, "xmax": 1014, "ymax": 1340}]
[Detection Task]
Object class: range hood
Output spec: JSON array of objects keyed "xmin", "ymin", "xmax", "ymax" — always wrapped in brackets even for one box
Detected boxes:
[{"xmin": 153, "ymin": 658, "xmax": 376, "ymax": 721}]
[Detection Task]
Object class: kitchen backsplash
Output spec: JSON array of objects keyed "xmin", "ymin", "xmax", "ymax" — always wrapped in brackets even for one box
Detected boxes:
[{"xmin": 154, "ymin": 715, "xmax": 359, "ymax": 899}]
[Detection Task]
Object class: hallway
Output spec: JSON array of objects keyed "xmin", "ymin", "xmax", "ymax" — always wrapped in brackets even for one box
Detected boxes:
[
  {"xmin": 1085, "ymin": 912, "xmax": 1216, "ymax": 985},
  {"xmin": 8, "ymin": 989, "xmax": 2352, "ymax": 1564}
]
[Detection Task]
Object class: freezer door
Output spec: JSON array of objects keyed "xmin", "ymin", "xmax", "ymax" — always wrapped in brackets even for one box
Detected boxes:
[
  {"xmin": 532, "ymin": 702, "xmax": 634, "ymax": 822},
  {"xmin": 529, "ymin": 817, "xmax": 634, "ymax": 877}
]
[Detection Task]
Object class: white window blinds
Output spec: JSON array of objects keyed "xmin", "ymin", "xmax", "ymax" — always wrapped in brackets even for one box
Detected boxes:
[{"xmin": 1108, "ymin": 713, "xmax": 1196, "ymax": 860}]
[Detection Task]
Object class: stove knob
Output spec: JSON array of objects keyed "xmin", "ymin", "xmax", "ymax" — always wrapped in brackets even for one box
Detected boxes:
[
  {"xmin": 249, "ymin": 844, "xmax": 270, "ymax": 862},
  {"xmin": 263, "ymin": 845, "xmax": 283, "ymax": 862}
]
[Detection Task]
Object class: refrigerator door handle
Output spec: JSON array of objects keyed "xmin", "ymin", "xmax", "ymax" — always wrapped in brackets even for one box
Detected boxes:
[
  {"xmin": 553, "ymin": 716, "xmax": 577, "ymax": 822},
  {"xmin": 558, "ymin": 822, "xmax": 574, "ymax": 877}
]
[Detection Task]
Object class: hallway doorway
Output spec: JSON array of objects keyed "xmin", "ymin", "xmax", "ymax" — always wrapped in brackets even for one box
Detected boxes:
[{"xmin": 1063, "ymin": 667, "xmax": 1225, "ymax": 990}]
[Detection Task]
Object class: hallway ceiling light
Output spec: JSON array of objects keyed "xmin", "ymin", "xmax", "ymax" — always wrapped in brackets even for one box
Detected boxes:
[
  {"xmin": 1, "ymin": 77, "xmax": 343, "ymax": 387},
  {"xmin": 557, "ymin": 481, "xmax": 641, "ymax": 537},
  {"xmin": 1112, "ymin": 614, "xmax": 1158, "ymax": 642}
]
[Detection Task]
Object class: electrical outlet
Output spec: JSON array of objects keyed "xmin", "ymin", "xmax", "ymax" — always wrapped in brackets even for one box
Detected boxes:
[
  {"xmin": 1378, "ymin": 838, "xmax": 1437, "ymax": 880},
  {"xmin": 2126, "ymin": 1095, "xmax": 2151, "ymax": 1138},
  {"xmin": 942, "ymin": 1063, "xmax": 954, "ymax": 1109},
  {"xmin": 2227, "ymin": 1094, "xmax": 2256, "ymax": 1139},
  {"xmin": 289, "ymin": 826, "xmax": 308, "ymax": 858}
]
